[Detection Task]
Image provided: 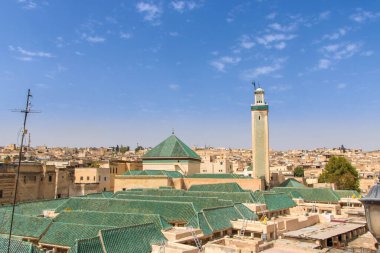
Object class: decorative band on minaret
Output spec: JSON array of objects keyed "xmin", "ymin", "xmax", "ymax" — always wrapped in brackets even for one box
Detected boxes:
[{"xmin": 251, "ymin": 86, "xmax": 270, "ymax": 186}]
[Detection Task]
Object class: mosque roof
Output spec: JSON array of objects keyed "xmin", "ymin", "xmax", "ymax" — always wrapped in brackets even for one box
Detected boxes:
[
  {"xmin": 279, "ymin": 178, "xmax": 306, "ymax": 188},
  {"xmin": 143, "ymin": 134, "xmax": 201, "ymax": 160}
]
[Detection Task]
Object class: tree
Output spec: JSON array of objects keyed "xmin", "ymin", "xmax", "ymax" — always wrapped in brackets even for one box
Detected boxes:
[
  {"xmin": 135, "ymin": 146, "xmax": 144, "ymax": 152},
  {"xmin": 318, "ymin": 156, "xmax": 359, "ymax": 191},
  {"xmin": 294, "ymin": 166, "xmax": 304, "ymax": 177},
  {"xmin": 120, "ymin": 145, "xmax": 130, "ymax": 153}
]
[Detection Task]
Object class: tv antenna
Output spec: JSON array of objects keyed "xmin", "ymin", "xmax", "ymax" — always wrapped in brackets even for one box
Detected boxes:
[{"xmin": 7, "ymin": 89, "xmax": 40, "ymax": 253}]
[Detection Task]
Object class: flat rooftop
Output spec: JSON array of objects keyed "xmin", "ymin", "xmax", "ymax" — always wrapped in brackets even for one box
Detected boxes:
[{"xmin": 284, "ymin": 222, "xmax": 365, "ymax": 240}]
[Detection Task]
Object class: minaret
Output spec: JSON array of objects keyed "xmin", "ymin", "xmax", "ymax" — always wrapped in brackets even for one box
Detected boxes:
[{"xmin": 251, "ymin": 86, "xmax": 270, "ymax": 186}]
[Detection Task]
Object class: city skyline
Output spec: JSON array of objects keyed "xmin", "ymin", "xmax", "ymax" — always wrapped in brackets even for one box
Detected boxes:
[{"xmin": 1, "ymin": 1, "xmax": 380, "ymax": 150}]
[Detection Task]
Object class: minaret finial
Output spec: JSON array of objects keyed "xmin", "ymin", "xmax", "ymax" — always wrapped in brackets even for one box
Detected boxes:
[
  {"xmin": 172, "ymin": 128, "xmax": 175, "ymax": 135},
  {"xmin": 252, "ymin": 81, "xmax": 256, "ymax": 90}
]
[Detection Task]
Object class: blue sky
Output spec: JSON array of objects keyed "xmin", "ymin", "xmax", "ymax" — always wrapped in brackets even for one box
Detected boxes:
[{"xmin": 1, "ymin": 0, "xmax": 380, "ymax": 150}]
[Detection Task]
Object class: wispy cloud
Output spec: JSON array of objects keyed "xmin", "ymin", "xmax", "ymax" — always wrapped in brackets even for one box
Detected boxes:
[
  {"xmin": 361, "ymin": 50, "xmax": 374, "ymax": 57},
  {"xmin": 266, "ymin": 12, "xmax": 277, "ymax": 20},
  {"xmin": 136, "ymin": 2, "xmax": 162, "ymax": 24},
  {"xmin": 170, "ymin": 1, "xmax": 199, "ymax": 13},
  {"xmin": 350, "ymin": 9, "xmax": 380, "ymax": 23},
  {"xmin": 210, "ymin": 56, "xmax": 241, "ymax": 72},
  {"xmin": 120, "ymin": 32, "xmax": 132, "ymax": 39},
  {"xmin": 17, "ymin": 0, "xmax": 37, "ymax": 9},
  {"xmin": 319, "ymin": 11, "xmax": 330, "ymax": 21},
  {"xmin": 268, "ymin": 22, "xmax": 297, "ymax": 32},
  {"xmin": 168, "ymin": 84, "xmax": 180, "ymax": 90},
  {"xmin": 322, "ymin": 42, "xmax": 361, "ymax": 60},
  {"xmin": 337, "ymin": 83, "xmax": 347, "ymax": 89},
  {"xmin": 239, "ymin": 35, "xmax": 255, "ymax": 49},
  {"xmin": 317, "ymin": 42, "xmax": 361, "ymax": 70},
  {"xmin": 322, "ymin": 27, "xmax": 349, "ymax": 40},
  {"xmin": 9, "ymin": 45, "xmax": 53, "ymax": 61},
  {"xmin": 240, "ymin": 58, "xmax": 286, "ymax": 80},
  {"xmin": 256, "ymin": 33, "xmax": 296, "ymax": 50},
  {"xmin": 82, "ymin": 34, "xmax": 106, "ymax": 43},
  {"xmin": 318, "ymin": 59, "xmax": 331, "ymax": 69}
]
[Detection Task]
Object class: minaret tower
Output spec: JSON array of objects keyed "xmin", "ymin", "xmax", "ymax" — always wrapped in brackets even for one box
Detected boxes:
[{"xmin": 251, "ymin": 85, "xmax": 270, "ymax": 186}]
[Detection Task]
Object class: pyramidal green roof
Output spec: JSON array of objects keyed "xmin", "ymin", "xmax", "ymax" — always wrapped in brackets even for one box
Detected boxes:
[
  {"xmin": 279, "ymin": 178, "xmax": 306, "ymax": 188},
  {"xmin": 143, "ymin": 135, "xmax": 201, "ymax": 160}
]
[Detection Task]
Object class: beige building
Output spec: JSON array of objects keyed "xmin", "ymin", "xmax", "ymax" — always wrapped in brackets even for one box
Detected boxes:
[
  {"xmin": 74, "ymin": 167, "xmax": 111, "ymax": 195},
  {"xmin": 142, "ymin": 134, "xmax": 201, "ymax": 175}
]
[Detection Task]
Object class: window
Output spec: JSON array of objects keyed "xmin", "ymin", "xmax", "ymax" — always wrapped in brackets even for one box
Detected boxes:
[
  {"xmin": 80, "ymin": 176, "xmax": 83, "ymax": 180},
  {"xmin": 48, "ymin": 175, "xmax": 52, "ymax": 182},
  {"xmin": 0, "ymin": 190, "xmax": 3, "ymax": 198},
  {"xmin": 103, "ymin": 187, "xmax": 106, "ymax": 191},
  {"xmin": 116, "ymin": 168, "xmax": 118, "ymax": 174},
  {"xmin": 104, "ymin": 177, "xmax": 107, "ymax": 181},
  {"xmin": 99, "ymin": 176, "xmax": 101, "ymax": 181},
  {"xmin": 33, "ymin": 176, "xmax": 37, "ymax": 182},
  {"xmin": 122, "ymin": 188, "xmax": 126, "ymax": 191},
  {"xmin": 87, "ymin": 176, "xmax": 90, "ymax": 180},
  {"xmin": 23, "ymin": 176, "xmax": 26, "ymax": 184},
  {"xmin": 93, "ymin": 176, "xmax": 95, "ymax": 181},
  {"xmin": 259, "ymin": 116, "xmax": 261, "ymax": 120}
]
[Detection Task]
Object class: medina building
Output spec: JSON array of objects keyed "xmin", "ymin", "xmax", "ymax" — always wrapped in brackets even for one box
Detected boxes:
[{"xmin": 142, "ymin": 134, "xmax": 202, "ymax": 175}]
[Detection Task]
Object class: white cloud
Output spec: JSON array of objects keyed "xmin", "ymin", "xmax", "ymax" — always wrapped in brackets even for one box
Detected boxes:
[
  {"xmin": 256, "ymin": 33, "xmax": 296, "ymax": 49},
  {"xmin": 266, "ymin": 12, "xmax": 277, "ymax": 20},
  {"xmin": 361, "ymin": 50, "xmax": 374, "ymax": 56},
  {"xmin": 17, "ymin": 0, "xmax": 37, "ymax": 9},
  {"xmin": 120, "ymin": 32, "xmax": 132, "ymax": 39},
  {"xmin": 171, "ymin": 1, "xmax": 198, "ymax": 12},
  {"xmin": 274, "ymin": 42, "xmax": 286, "ymax": 50},
  {"xmin": 169, "ymin": 32, "xmax": 179, "ymax": 37},
  {"xmin": 75, "ymin": 51, "xmax": 84, "ymax": 56},
  {"xmin": 168, "ymin": 84, "xmax": 180, "ymax": 90},
  {"xmin": 136, "ymin": 2, "xmax": 162, "ymax": 24},
  {"xmin": 9, "ymin": 45, "xmax": 53, "ymax": 61},
  {"xmin": 318, "ymin": 59, "xmax": 331, "ymax": 69},
  {"xmin": 337, "ymin": 83, "xmax": 347, "ymax": 89},
  {"xmin": 240, "ymin": 35, "xmax": 255, "ymax": 49},
  {"xmin": 240, "ymin": 58, "xmax": 285, "ymax": 80},
  {"xmin": 319, "ymin": 11, "xmax": 330, "ymax": 20},
  {"xmin": 210, "ymin": 56, "xmax": 241, "ymax": 72},
  {"xmin": 268, "ymin": 23, "xmax": 297, "ymax": 32},
  {"xmin": 82, "ymin": 34, "xmax": 106, "ymax": 43},
  {"xmin": 322, "ymin": 43, "xmax": 360, "ymax": 60},
  {"xmin": 350, "ymin": 9, "xmax": 380, "ymax": 23},
  {"xmin": 322, "ymin": 27, "xmax": 349, "ymax": 40}
]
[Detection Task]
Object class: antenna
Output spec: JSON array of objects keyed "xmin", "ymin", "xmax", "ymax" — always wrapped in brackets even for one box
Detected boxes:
[{"xmin": 7, "ymin": 89, "xmax": 39, "ymax": 253}]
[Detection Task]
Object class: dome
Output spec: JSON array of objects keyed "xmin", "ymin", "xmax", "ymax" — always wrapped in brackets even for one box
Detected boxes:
[{"xmin": 255, "ymin": 87, "xmax": 264, "ymax": 93}]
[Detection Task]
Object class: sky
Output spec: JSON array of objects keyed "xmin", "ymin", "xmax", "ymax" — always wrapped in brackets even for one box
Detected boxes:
[{"xmin": 0, "ymin": 0, "xmax": 380, "ymax": 151}]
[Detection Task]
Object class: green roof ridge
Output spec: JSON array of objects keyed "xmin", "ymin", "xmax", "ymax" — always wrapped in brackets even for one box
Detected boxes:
[{"xmin": 143, "ymin": 135, "xmax": 201, "ymax": 160}]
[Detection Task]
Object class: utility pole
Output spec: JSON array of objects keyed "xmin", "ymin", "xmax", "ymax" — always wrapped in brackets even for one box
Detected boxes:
[{"xmin": 7, "ymin": 89, "xmax": 34, "ymax": 253}]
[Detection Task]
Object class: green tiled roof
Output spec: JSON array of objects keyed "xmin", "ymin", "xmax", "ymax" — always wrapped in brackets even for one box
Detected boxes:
[
  {"xmin": 57, "ymin": 198, "xmax": 197, "ymax": 223},
  {"xmin": 334, "ymin": 190, "xmax": 360, "ymax": 198},
  {"xmin": 188, "ymin": 183, "xmax": 244, "ymax": 192},
  {"xmin": 252, "ymin": 191, "xmax": 296, "ymax": 211},
  {"xmin": 279, "ymin": 178, "xmax": 305, "ymax": 188},
  {"xmin": 2, "ymin": 198, "xmax": 69, "ymax": 216},
  {"xmin": 123, "ymin": 170, "xmax": 183, "ymax": 178},
  {"xmin": 99, "ymin": 223, "xmax": 166, "ymax": 253},
  {"xmin": 54, "ymin": 210, "xmax": 172, "ymax": 230},
  {"xmin": 186, "ymin": 173, "xmax": 250, "ymax": 179},
  {"xmin": 185, "ymin": 191, "xmax": 256, "ymax": 203},
  {"xmin": 0, "ymin": 211, "xmax": 52, "ymax": 239},
  {"xmin": 40, "ymin": 222, "xmax": 113, "ymax": 247},
  {"xmin": 115, "ymin": 194, "xmax": 233, "ymax": 212},
  {"xmin": 186, "ymin": 205, "xmax": 258, "ymax": 236},
  {"xmin": 143, "ymin": 135, "xmax": 201, "ymax": 160},
  {"xmin": 68, "ymin": 237, "xmax": 103, "ymax": 253},
  {"xmin": 81, "ymin": 192, "xmax": 114, "ymax": 198},
  {"xmin": 0, "ymin": 236, "xmax": 42, "ymax": 253},
  {"xmin": 273, "ymin": 187, "xmax": 340, "ymax": 203}
]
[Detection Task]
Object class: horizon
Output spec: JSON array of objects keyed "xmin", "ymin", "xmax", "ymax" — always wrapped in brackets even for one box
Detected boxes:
[{"xmin": 1, "ymin": 1, "xmax": 380, "ymax": 151}]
